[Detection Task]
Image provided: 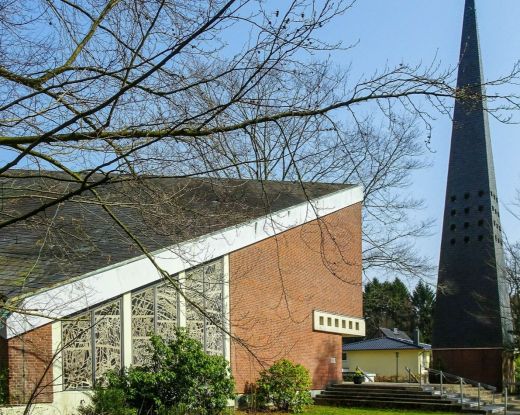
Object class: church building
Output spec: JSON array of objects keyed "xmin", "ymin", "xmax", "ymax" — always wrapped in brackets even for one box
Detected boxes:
[{"xmin": 0, "ymin": 173, "xmax": 364, "ymax": 413}]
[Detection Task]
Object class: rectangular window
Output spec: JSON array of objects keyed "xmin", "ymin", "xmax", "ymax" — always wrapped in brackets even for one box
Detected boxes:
[
  {"xmin": 342, "ymin": 320, "xmax": 346, "ymax": 329},
  {"xmin": 63, "ymin": 258, "xmax": 226, "ymax": 390},
  {"xmin": 156, "ymin": 283, "xmax": 178, "ymax": 340},
  {"xmin": 62, "ymin": 313, "xmax": 92, "ymax": 390},
  {"xmin": 131, "ymin": 286, "xmax": 155, "ymax": 366},
  {"xmin": 62, "ymin": 298, "xmax": 121, "ymax": 390},
  {"xmin": 335, "ymin": 319, "xmax": 339, "ymax": 328},
  {"xmin": 94, "ymin": 301, "xmax": 121, "ymax": 380},
  {"xmin": 185, "ymin": 259, "xmax": 225, "ymax": 355}
]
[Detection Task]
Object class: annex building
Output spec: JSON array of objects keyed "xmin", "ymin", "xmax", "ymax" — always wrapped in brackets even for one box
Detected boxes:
[{"xmin": 0, "ymin": 172, "xmax": 365, "ymax": 414}]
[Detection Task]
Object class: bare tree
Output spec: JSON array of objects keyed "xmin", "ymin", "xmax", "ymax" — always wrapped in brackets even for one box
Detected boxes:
[
  {"xmin": 504, "ymin": 239, "xmax": 520, "ymax": 348},
  {"xmin": 1, "ymin": 0, "xmax": 520, "ymax": 334},
  {"xmin": 1, "ymin": 2, "xmax": 520, "ymax": 406}
]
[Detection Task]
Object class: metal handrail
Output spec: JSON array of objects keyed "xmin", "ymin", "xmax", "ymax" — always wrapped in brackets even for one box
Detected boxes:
[
  {"xmin": 425, "ymin": 368, "xmax": 497, "ymax": 409},
  {"xmin": 501, "ymin": 382, "xmax": 520, "ymax": 415},
  {"xmin": 404, "ymin": 366, "xmax": 419, "ymax": 383},
  {"xmin": 426, "ymin": 368, "xmax": 497, "ymax": 392}
]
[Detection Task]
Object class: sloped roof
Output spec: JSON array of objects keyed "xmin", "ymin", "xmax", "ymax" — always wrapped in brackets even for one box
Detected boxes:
[
  {"xmin": 343, "ymin": 337, "xmax": 431, "ymax": 351},
  {"xmin": 0, "ymin": 171, "xmax": 352, "ymax": 298},
  {"xmin": 380, "ymin": 327, "xmax": 412, "ymax": 341}
]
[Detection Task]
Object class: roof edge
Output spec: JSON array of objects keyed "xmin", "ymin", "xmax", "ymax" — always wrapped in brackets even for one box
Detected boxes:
[{"xmin": 5, "ymin": 184, "xmax": 363, "ymax": 338}]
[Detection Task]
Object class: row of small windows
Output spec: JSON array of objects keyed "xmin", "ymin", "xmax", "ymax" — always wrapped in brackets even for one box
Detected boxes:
[
  {"xmin": 450, "ymin": 206, "xmax": 501, "ymax": 217},
  {"xmin": 449, "ymin": 220, "xmax": 501, "ymax": 232},
  {"xmin": 450, "ymin": 191, "xmax": 500, "ymax": 201},
  {"xmin": 319, "ymin": 315, "xmax": 359, "ymax": 331},
  {"xmin": 450, "ymin": 206, "xmax": 483, "ymax": 216},
  {"xmin": 450, "ymin": 219, "xmax": 486, "ymax": 231},
  {"xmin": 450, "ymin": 234, "xmax": 503, "ymax": 245},
  {"xmin": 450, "ymin": 190, "xmax": 486, "ymax": 202}
]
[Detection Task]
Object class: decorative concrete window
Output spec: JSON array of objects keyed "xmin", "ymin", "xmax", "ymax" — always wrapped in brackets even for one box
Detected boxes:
[
  {"xmin": 62, "ymin": 313, "xmax": 93, "ymax": 390},
  {"xmin": 185, "ymin": 259, "xmax": 225, "ymax": 356},
  {"xmin": 62, "ymin": 259, "xmax": 226, "ymax": 389},
  {"xmin": 131, "ymin": 286, "xmax": 155, "ymax": 366},
  {"xmin": 131, "ymin": 281, "xmax": 179, "ymax": 366},
  {"xmin": 95, "ymin": 301, "xmax": 122, "ymax": 380},
  {"xmin": 62, "ymin": 298, "xmax": 121, "ymax": 390}
]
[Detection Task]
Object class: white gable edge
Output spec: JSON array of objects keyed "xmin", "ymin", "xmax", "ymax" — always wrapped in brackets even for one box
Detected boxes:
[{"xmin": 5, "ymin": 185, "xmax": 363, "ymax": 338}]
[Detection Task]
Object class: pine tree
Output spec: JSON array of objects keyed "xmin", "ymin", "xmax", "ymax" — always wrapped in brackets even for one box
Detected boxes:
[{"xmin": 411, "ymin": 281, "xmax": 436, "ymax": 343}]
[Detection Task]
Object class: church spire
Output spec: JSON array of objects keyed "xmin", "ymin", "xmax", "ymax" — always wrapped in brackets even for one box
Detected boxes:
[{"xmin": 432, "ymin": 0, "xmax": 512, "ymax": 388}]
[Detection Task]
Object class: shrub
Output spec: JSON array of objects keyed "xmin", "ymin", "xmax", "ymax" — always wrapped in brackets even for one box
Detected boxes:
[
  {"xmin": 81, "ymin": 328, "xmax": 235, "ymax": 415},
  {"xmin": 78, "ymin": 374, "xmax": 136, "ymax": 415},
  {"xmin": 0, "ymin": 368, "xmax": 8, "ymax": 405},
  {"xmin": 256, "ymin": 359, "xmax": 313, "ymax": 413}
]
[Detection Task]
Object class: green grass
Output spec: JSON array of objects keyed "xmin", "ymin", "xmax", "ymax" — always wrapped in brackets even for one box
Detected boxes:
[
  {"xmin": 305, "ymin": 406, "xmax": 456, "ymax": 415},
  {"xmin": 236, "ymin": 406, "xmax": 456, "ymax": 415}
]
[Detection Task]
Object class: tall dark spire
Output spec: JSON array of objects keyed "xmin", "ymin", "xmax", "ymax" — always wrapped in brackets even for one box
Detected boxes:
[{"xmin": 432, "ymin": 0, "xmax": 513, "ymax": 388}]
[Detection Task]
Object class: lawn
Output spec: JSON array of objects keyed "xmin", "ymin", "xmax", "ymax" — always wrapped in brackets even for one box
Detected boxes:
[
  {"xmin": 236, "ymin": 406, "xmax": 456, "ymax": 415},
  {"xmin": 305, "ymin": 407, "xmax": 456, "ymax": 415}
]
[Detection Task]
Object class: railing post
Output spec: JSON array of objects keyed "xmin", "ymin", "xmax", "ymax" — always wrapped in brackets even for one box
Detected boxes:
[
  {"xmin": 477, "ymin": 383, "xmax": 481, "ymax": 410},
  {"xmin": 419, "ymin": 364, "xmax": 422, "ymax": 387},
  {"xmin": 505, "ymin": 384, "xmax": 508, "ymax": 415},
  {"xmin": 440, "ymin": 371, "xmax": 443, "ymax": 396},
  {"xmin": 460, "ymin": 377, "xmax": 464, "ymax": 404}
]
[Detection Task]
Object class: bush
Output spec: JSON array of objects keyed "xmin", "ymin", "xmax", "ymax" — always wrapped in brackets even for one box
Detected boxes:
[
  {"xmin": 256, "ymin": 359, "xmax": 313, "ymax": 413},
  {"xmin": 81, "ymin": 328, "xmax": 235, "ymax": 415},
  {"xmin": 0, "ymin": 368, "xmax": 8, "ymax": 405},
  {"xmin": 78, "ymin": 374, "xmax": 136, "ymax": 415}
]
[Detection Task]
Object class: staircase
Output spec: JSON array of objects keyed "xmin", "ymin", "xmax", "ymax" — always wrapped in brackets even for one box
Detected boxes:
[{"xmin": 314, "ymin": 383, "xmax": 507, "ymax": 414}]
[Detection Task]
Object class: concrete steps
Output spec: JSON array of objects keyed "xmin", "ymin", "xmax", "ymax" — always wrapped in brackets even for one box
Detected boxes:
[{"xmin": 314, "ymin": 383, "xmax": 497, "ymax": 414}]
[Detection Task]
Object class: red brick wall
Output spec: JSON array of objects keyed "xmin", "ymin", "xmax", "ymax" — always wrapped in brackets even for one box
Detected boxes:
[
  {"xmin": 230, "ymin": 202, "xmax": 363, "ymax": 391},
  {"xmin": 7, "ymin": 324, "xmax": 53, "ymax": 404}
]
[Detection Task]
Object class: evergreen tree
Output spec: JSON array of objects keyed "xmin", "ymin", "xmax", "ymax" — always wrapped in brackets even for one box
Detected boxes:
[
  {"xmin": 363, "ymin": 277, "xmax": 413, "ymax": 338},
  {"xmin": 411, "ymin": 281, "xmax": 436, "ymax": 343}
]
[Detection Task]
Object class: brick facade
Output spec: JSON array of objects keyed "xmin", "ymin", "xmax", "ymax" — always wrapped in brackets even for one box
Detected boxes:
[
  {"xmin": 229, "ymin": 202, "xmax": 363, "ymax": 391},
  {"xmin": 7, "ymin": 324, "xmax": 53, "ymax": 404},
  {"xmin": 0, "ymin": 200, "xmax": 362, "ymax": 403}
]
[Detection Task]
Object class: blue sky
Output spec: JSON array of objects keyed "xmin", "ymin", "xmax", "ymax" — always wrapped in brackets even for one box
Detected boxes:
[
  {"xmin": 1, "ymin": 1, "xmax": 518, "ymax": 286},
  {"xmin": 323, "ymin": 0, "xmax": 520, "ymax": 282}
]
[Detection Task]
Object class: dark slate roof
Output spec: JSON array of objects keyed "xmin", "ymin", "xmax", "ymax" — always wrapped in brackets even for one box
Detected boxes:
[
  {"xmin": 343, "ymin": 337, "xmax": 431, "ymax": 351},
  {"xmin": 380, "ymin": 327, "xmax": 412, "ymax": 341},
  {"xmin": 0, "ymin": 170, "xmax": 352, "ymax": 298}
]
